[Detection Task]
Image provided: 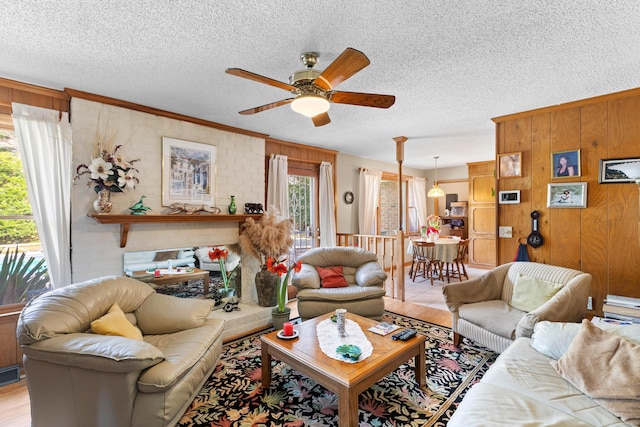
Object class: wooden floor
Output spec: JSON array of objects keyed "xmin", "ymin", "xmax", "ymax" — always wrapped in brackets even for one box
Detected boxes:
[{"xmin": 0, "ymin": 299, "xmax": 450, "ymax": 427}]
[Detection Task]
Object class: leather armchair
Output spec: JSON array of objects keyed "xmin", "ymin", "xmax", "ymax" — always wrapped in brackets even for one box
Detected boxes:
[
  {"xmin": 291, "ymin": 247, "xmax": 387, "ymax": 321},
  {"xmin": 442, "ymin": 262, "xmax": 591, "ymax": 353},
  {"xmin": 17, "ymin": 275, "xmax": 224, "ymax": 427}
]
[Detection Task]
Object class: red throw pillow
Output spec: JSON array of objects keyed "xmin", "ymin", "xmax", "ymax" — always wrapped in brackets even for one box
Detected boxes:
[{"xmin": 316, "ymin": 266, "xmax": 349, "ymax": 288}]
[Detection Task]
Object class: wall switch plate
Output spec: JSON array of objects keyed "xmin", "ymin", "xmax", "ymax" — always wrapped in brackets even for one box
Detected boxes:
[
  {"xmin": 498, "ymin": 226, "xmax": 513, "ymax": 238},
  {"xmin": 587, "ymin": 296, "xmax": 593, "ymax": 311}
]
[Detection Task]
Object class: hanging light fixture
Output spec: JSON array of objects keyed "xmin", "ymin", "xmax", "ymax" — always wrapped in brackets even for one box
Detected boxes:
[
  {"xmin": 428, "ymin": 156, "xmax": 446, "ymax": 198},
  {"xmin": 290, "ymin": 95, "xmax": 330, "ymax": 117}
]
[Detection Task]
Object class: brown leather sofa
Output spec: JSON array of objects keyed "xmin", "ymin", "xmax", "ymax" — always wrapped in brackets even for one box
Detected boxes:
[
  {"xmin": 17, "ymin": 275, "xmax": 224, "ymax": 427},
  {"xmin": 291, "ymin": 247, "xmax": 387, "ymax": 321}
]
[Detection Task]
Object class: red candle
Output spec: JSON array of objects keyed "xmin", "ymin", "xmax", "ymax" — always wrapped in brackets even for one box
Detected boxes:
[
  {"xmin": 282, "ymin": 322, "xmax": 294, "ymax": 336},
  {"xmin": 154, "ymin": 269, "xmax": 160, "ymax": 277}
]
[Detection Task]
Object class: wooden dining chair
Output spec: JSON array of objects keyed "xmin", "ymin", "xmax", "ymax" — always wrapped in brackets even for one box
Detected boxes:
[
  {"xmin": 443, "ymin": 239, "xmax": 469, "ymax": 282},
  {"xmin": 411, "ymin": 240, "xmax": 441, "ymax": 285}
]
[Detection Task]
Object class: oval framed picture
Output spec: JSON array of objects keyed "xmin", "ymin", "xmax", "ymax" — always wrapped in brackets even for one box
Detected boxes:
[{"xmin": 344, "ymin": 191, "xmax": 354, "ymax": 204}]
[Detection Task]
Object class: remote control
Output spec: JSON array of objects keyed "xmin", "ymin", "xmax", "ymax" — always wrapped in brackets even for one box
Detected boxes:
[
  {"xmin": 392, "ymin": 329, "xmax": 417, "ymax": 341},
  {"xmin": 399, "ymin": 329, "xmax": 417, "ymax": 341}
]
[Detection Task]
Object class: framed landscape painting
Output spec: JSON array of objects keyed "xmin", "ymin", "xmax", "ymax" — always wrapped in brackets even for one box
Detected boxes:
[
  {"xmin": 162, "ymin": 137, "xmax": 216, "ymax": 207},
  {"xmin": 599, "ymin": 158, "xmax": 640, "ymax": 183},
  {"xmin": 547, "ymin": 182, "xmax": 587, "ymax": 208}
]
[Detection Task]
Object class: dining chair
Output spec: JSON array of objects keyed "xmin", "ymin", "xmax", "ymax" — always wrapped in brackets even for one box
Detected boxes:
[
  {"xmin": 443, "ymin": 239, "xmax": 469, "ymax": 282},
  {"xmin": 411, "ymin": 240, "xmax": 441, "ymax": 285}
]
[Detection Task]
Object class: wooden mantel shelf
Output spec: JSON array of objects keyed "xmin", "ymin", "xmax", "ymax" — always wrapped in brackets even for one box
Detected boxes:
[{"xmin": 88, "ymin": 213, "xmax": 262, "ymax": 248}]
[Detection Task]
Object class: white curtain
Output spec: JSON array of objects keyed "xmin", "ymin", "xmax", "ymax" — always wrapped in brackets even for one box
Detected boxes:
[
  {"xmin": 266, "ymin": 154, "xmax": 289, "ymax": 218},
  {"xmin": 319, "ymin": 161, "xmax": 336, "ymax": 247},
  {"xmin": 410, "ymin": 177, "xmax": 428, "ymax": 228},
  {"xmin": 12, "ymin": 103, "xmax": 72, "ymax": 288},
  {"xmin": 358, "ymin": 169, "xmax": 382, "ymax": 235}
]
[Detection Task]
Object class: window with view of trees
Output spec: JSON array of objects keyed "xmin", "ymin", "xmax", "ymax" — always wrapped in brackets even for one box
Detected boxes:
[{"xmin": 0, "ymin": 128, "xmax": 49, "ymax": 305}]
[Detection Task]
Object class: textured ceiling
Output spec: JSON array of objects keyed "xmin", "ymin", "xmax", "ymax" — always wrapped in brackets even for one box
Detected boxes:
[{"xmin": 2, "ymin": 1, "xmax": 640, "ymax": 169}]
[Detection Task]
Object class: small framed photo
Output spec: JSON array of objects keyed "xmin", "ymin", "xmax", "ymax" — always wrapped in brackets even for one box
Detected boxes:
[
  {"xmin": 162, "ymin": 137, "xmax": 216, "ymax": 207},
  {"xmin": 552, "ymin": 150, "xmax": 580, "ymax": 178},
  {"xmin": 497, "ymin": 152, "xmax": 522, "ymax": 178},
  {"xmin": 599, "ymin": 158, "xmax": 640, "ymax": 183},
  {"xmin": 498, "ymin": 190, "xmax": 520, "ymax": 204},
  {"xmin": 547, "ymin": 182, "xmax": 587, "ymax": 208}
]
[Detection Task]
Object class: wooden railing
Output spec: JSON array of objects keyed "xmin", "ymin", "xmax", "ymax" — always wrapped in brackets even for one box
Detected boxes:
[{"xmin": 336, "ymin": 233, "xmax": 401, "ymax": 299}]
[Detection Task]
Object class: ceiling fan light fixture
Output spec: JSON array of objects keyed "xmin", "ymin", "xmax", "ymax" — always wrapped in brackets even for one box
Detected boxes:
[{"xmin": 291, "ymin": 95, "xmax": 330, "ymax": 117}]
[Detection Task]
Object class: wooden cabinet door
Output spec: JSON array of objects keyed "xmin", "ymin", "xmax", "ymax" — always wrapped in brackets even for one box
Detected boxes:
[{"xmin": 468, "ymin": 161, "xmax": 497, "ymax": 268}]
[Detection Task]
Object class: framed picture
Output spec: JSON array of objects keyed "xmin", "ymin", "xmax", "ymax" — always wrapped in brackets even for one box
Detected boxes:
[
  {"xmin": 547, "ymin": 182, "xmax": 587, "ymax": 208},
  {"xmin": 498, "ymin": 190, "xmax": 520, "ymax": 204},
  {"xmin": 162, "ymin": 137, "xmax": 216, "ymax": 207},
  {"xmin": 497, "ymin": 152, "xmax": 522, "ymax": 178},
  {"xmin": 552, "ymin": 150, "xmax": 580, "ymax": 178},
  {"xmin": 599, "ymin": 158, "xmax": 640, "ymax": 183}
]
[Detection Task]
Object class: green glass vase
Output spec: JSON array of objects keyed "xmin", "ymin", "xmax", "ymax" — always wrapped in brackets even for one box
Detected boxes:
[{"xmin": 228, "ymin": 195, "xmax": 237, "ymax": 214}]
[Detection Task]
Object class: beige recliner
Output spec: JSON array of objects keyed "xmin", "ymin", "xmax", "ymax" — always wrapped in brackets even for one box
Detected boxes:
[
  {"xmin": 17, "ymin": 275, "xmax": 224, "ymax": 427},
  {"xmin": 442, "ymin": 262, "xmax": 592, "ymax": 353},
  {"xmin": 291, "ymin": 247, "xmax": 387, "ymax": 321}
]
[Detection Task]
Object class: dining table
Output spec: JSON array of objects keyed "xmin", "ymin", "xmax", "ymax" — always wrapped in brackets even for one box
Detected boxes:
[{"xmin": 407, "ymin": 238, "xmax": 461, "ymax": 264}]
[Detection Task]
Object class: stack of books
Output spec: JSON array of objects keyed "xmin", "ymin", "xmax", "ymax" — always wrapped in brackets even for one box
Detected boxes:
[{"xmin": 603, "ymin": 295, "xmax": 640, "ymax": 324}]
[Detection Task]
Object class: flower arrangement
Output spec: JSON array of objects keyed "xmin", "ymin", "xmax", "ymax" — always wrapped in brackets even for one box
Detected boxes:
[
  {"xmin": 266, "ymin": 256, "xmax": 302, "ymax": 313},
  {"xmin": 239, "ymin": 210, "xmax": 293, "ymax": 268},
  {"xmin": 74, "ymin": 127, "xmax": 140, "ymax": 193},
  {"xmin": 208, "ymin": 248, "xmax": 238, "ymax": 292},
  {"xmin": 426, "ymin": 214, "xmax": 441, "ymax": 235}
]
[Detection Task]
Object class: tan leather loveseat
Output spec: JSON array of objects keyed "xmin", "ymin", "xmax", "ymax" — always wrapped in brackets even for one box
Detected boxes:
[
  {"xmin": 291, "ymin": 247, "xmax": 387, "ymax": 321},
  {"xmin": 17, "ymin": 276, "xmax": 224, "ymax": 427}
]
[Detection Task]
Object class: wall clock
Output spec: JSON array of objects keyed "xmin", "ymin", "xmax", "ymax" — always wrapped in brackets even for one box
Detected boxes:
[{"xmin": 344, "ymin": 191, "xmax": 354, "ymax": 204}]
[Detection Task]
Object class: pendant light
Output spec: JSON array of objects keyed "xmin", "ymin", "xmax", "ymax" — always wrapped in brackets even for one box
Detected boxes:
[{"xmin": 428, "ymin": 156, "xmax": 446, "ymax": 198}]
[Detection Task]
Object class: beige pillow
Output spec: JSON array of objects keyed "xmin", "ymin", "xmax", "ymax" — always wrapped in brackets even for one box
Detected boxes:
[
  {"xmin": 509, "ymin": 274, "xmax": 563, "ymax": 312},
  {"xmin": 153, "ymin": 250, "xmax": 179, "ymax": 261},
  {"xmin": 91, "ymin": 303, "xmax": 143, "ymax": 340},
  {"xmin": 551, "ymin": 320, "xmax": 640, "ymax": 425}
]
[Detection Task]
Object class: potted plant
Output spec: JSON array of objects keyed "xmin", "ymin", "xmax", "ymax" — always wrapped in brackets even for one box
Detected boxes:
[
  {"xmin": 266, "ymin": 256, "xmax": 302, "ymax": 329},
  {"xmin": 239, "ymin": 210, "xmax": 293, "ymax": 307},
  {"xmin": 0, "ymin": 246, "xmax": 50, "ymax": 305},
  {"xmin": 207, "ymin": 247, "xmax": 238, "ymax": 304}
]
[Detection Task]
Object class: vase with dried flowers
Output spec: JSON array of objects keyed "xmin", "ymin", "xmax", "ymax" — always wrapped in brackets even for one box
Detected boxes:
[
  {"xmin": 74, "ymin": 127, "xmax": 140, "ymax": 213},
  {"xmin": 239, "ymin": 210, "xmax": 293, "ymax": 307}
]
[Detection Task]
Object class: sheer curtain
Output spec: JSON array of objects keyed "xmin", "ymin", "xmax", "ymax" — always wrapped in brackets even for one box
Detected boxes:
[
  {"xmin": 358, "ymin": 169, "xmax": 382, "ymax": 235},
  {"xmin": 266, "ymin": 154, "xmax": 289, "ymax": 218},
  {"xmin": 12, "ymin": 103, "xmax": 72, "ymax": 288},
  {"xmin": 410, "ymin": 177, "xmax": 428, "ymax": 228},
  {"xmin": 319, "ymin": 161, "xmax": 336, "ymax": 247}
]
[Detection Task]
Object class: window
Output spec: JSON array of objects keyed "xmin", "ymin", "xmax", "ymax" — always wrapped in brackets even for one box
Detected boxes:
[
  {"xmin": 378, "ymin": 173, "xmax": 418, "ymax": 236},
  {"xmin": 0, "ymin": 128, "xmax": 49, "ymax": 305}
]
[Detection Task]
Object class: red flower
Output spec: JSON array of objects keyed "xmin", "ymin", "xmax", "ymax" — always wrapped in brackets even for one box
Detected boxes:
[
  {"xmin": 208, "ymin": 248, "xmax": 228, "ymax": 261},
  {"xmin": 292, "ymin": 260, "xmax": 302, "ymax": 273}
]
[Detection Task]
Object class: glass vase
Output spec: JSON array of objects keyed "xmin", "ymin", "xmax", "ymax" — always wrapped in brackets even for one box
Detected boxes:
[{"xmin": 228, "ymin": 195, "xmax": 237, "ymax": 214}]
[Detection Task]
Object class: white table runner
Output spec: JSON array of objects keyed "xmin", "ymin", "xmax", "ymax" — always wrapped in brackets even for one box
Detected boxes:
[{"xmin": 316, "ymin": 318, "xmax": 373, "ymax": 363}]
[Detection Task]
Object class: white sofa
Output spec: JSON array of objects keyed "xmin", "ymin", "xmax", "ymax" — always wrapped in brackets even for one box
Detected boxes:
[
  {"xmin": 123, "ymin": 247, "xmax": 196, "ymax": 272},
  {"xmin": 449, "ymin": 320, "xmax": 640, "ymax": 426},
  {"xmin": 194, "ymin": 245, "xmax": 240, "ymax": 272}
]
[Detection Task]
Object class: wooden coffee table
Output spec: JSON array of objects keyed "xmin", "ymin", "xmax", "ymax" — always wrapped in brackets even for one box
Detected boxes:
[
  {"xmin": 260, "ymin": 312, "xmax": 426, "ymax": 427},
  {"xmin": 133, "ymin": 268, "xmax": 210, "ymax": 294}
]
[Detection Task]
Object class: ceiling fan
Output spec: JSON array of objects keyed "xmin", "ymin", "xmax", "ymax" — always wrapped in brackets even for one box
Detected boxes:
[{"xmin": 225, "ymin": 47, "xmax": 396, "ymax": 127}]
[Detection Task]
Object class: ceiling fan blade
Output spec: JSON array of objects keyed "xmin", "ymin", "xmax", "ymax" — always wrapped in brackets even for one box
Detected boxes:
[
  {"xmin": 314, "ymin": 48, "xmax": 370, "ymax": 91},
  {"xmin": 331, "ymin": 91, "xmax": 396, "ymax": 109},
  {"xmin": 238, "ymin": 98, "xmax": 294, "ymax": 115},
  {"xmin": 226, "ymin": 68, "xmax": 296, "ymax": 92},
  {"xmin": 312, "ymin": 112, "xmax": 331, "ymax": 127}
]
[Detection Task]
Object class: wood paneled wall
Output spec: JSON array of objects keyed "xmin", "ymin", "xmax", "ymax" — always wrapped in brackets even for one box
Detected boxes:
[{"xmin": 493, "ymin": 88, "xmax": 640, "ymax": 315}]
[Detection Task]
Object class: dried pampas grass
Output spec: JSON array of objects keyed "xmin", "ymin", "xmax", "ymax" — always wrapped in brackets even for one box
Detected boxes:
[{"xmin": 239, "ymin": 211, "xmax": 293, "ymax": 266}]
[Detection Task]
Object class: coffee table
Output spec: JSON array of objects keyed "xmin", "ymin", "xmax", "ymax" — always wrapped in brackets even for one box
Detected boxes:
[
  {"xmin": 133, "ymin": 268, "xmax": 210, "ymax": 294},
  {"xmin": 260, "ymin": 312, "xmax": 426, "ymax": 427}
]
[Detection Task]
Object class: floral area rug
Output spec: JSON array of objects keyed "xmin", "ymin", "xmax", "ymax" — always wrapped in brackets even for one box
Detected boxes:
[{"xmin": 177, "ymin": 312, "xmax": 497, "ymax": 427}]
